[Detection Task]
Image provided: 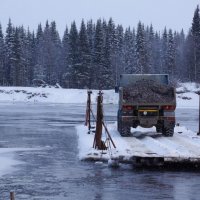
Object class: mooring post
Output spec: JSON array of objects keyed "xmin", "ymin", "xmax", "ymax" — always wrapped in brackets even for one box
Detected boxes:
[
  {"xmin": 85, "ymin": 90, "xmax": 92, "ymax": 133},
  {"xmin": 87, "ymin": 90, "xmax": 92, "ymax": 132},
  {"xmin": 93, "ymin": 91, "xmax": 103, "ymax": 149},
  {"xmin": 92, "ymin": 91, "xmax": 116, "ymax": 150},
  {"xmin": 10, "ymin": 191, "xmax": 15, "ymax": 200}
]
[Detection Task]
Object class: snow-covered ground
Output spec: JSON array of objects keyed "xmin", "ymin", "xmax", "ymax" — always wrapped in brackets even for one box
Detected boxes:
[
  {"xmin": 176, "ymin": 82, "xmax": 200, "ymax": 109},
  {"xmin": 0, "ymin": 82, "xmax": 199, "ymax": 108},
  {"xmin": 0, "ymin": 87, "xmax": 117, "ymax": 104}
]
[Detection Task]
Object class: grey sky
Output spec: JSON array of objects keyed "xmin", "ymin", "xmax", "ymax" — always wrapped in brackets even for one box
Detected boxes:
[{"xmin": 0, "ymin": 0, "xmax": 199, "ymax": 36}]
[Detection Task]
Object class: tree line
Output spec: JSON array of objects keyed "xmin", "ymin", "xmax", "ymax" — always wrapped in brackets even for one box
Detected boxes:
[{"xmin": 0, "ymin": 5, "xmax": 200, "ymax": 89}]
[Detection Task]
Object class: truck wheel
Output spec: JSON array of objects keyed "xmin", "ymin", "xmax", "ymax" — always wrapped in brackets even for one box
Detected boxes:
[
  {"xmin": 120, "ymin": 125, "xmax": 131, "ymax": 137},
  {"xmin": 156, "ymin": 125, "xmax": 162, "ymax": 133},
  {"xmin": 117, "ymin": 119, "xmax": 122, "ymax": 133},
  {"xmin": 117, "ymin": 110, "xmax": 131, "ymax": 136},
  {"xmin": 118, "ymin": 120, "xmax": 131, "ymax": 136},
  {"xmin": 162, "ymin": 127, "xmax": 174, "ymax": 137},
  {"xmin": 117, "ymin": 111, "xmax": 122, "ymax": 133},
  {"xmin": 156, "ymin": 121, "xmax": 163, "ymax": 133},
  {"xmin": 132, "ymin": 121, "xmax": 138, "ymax": 128}
]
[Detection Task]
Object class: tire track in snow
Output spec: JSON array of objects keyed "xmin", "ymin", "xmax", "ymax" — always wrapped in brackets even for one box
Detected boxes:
[
  {"xmin": 156, "ymin": 135, "xmax": 197, "ymax": 157},
  {"xmin": 123, "ymin": 137, "xmax": 159, "ymax": 157},
  {"xmin": 165, "ymin": 134, "xmax": 200, "ymax": 157},
  {"xmin": 122, "ymin": 133, "xmax": 200, "ymax": 158},
  {"xmin": 139, "ymin": 136, "xmax": 181, "ymax": 157}
]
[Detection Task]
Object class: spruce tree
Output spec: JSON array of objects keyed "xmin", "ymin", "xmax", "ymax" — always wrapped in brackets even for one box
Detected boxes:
[
  {"xmin": 106, "ymin": 18, "xmax": 116, "ymax": 87},
  {"xmin": 5, "ymin": 19, "xmax": 15, "ymax": 85},
  {"xmin": 115, "ymin": 25, "xmax": 124, "ymax": 83},
  {"xmin": 101, "ymin": 23, "xmax": 115, "ymax": 89},
  {"xmin": 18, "ymin": 26, "xmax": 27, "ymax": 86},
  {"xmin": 0, "ymin": 24, "xmax": 5, "ymax": 85},
  {"xmin": 11, "ymin": 28, "xmax": 23, "ymax": 86},
  {"xmin": 25, "ymin": 29, "xmax": 35, "ymax": 85},
  {"xmin": 93, "ymin": 19, "xmax": 104, "ymax": 89},
  {"xmin": 136, "ymin": 22, "xmax": 147, "ymax": 74},
  {"xmin": 174, "ymin": 30, "xmax": 186, "ymax": 80},
  {"xmin": 153, "ymin": 32, "xmax": 162, "ymax": 74},
  {"xmin": 123, "ymin": 27, "xmax": 135, "ymax": 73},
  {"xmin": 62, "ymin": 26, "xmax": 70, "ymax": 87},
  {"xmin": 191, "ymin": 5, "xmax": 200, "ymax": 81},
  {"xmin": 146, "ymin": 24, "xmax": 154, "ymax": 73},
  {"xmin": 68, "ymin": 21, "xmax": 79, "ymax": 88},
  {"xmin": 78, "ymin": 20, "xmax": 91, "ymax": 88},
  {"xmin": 34, "ymin": 23, "xmax": 45, "ymax": 82},
  {"xmin": 184, "ymin": 30, "xmax": 195, "ymax": 81},
  {"xmin": 166, "ymin": 29, "xmax": 176, "ymax": 79},
  {"xmin": 86, "ymin": 20, "xmax": 95, "ymax": 88},
  {"xmin": 161, "ymin": 27, "xmax": 168, "ymax": 74},
  {"xmin": 43, "ymin": 21, "xmax": 52, "ymax": 84},
  {"xmin": 50, "ymin": 21, "xmax": 62, "ymax": 85}
]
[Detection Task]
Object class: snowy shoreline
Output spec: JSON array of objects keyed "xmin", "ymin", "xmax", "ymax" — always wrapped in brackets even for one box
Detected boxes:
[{"xmin": 0, "ymin": 82, "xmax": 198, "ymax": 108}]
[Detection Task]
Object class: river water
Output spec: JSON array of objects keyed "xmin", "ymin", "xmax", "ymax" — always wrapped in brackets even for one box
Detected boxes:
[{"xmin": 0, "ymin": 103, "xmax": 199, "ymax": 200}]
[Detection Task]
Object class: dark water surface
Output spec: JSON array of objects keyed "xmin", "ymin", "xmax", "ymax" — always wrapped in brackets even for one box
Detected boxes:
[{"xmin": 0, "ymin": 103, "xmax": 199, "ymax": 200}]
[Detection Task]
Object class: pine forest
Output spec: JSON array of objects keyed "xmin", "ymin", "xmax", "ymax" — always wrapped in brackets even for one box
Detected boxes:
[{"xmin": 0, "ymin": 6, "xmax": 200, "ymax": 89}]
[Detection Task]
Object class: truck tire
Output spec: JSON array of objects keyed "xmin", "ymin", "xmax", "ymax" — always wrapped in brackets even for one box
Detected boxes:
[
  {"xmin": 156, "ymin": 125, "xmax": 163, "ymax": 133},
  {"xmin": 117, "ymin": 110, "xmax": 122, "ymax": 133},
  {"xmin": 162, "ymin": 126, "xmax": 174, "ymax": 137},
  {"xmin": 156, "ymin": 121, "xmax": 163, "ymax": 133},
  {"xmin": 117, "ymin": 110, "xmax": 131, "ymax": 136},
  {"xmin": 118, "ymin": 119, "xmax": 131, "ymax": 136},
  {"xmin": 120, "ymin": 125, "xmax": 131, "ymax": 137},
  {"xmin": 117, "ymin": 118, "xmax": 122, "ymax": 133}
]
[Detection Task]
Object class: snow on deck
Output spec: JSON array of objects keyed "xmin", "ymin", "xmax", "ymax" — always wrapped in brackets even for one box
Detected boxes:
[{"xmin": 76, "ymin": 123, "xmax": 200, "ymax": 166}]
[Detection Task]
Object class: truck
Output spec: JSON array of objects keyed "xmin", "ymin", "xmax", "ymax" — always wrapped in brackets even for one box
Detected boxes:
[{"xmin": 116, "ymin": 74, "xmax": 176, "ymax": 137}]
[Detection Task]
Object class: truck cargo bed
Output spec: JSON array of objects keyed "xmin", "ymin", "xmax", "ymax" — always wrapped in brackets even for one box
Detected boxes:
[{"xmin": 123, "ymin": 79, "xmax": 175, "ymax": 104}]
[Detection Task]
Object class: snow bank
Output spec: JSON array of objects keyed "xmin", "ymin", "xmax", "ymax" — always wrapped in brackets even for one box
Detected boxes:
[
  {"xmin": 176, "ymin": 82, "xmax": 200, "ymax": 109},
  {"xmin": 76, "ymin": 124, "xmax": 130, "ymax": 160},
  {"xmin": 177, "ymin": 92, "xmax": 199, "ymax": 108},
  {"xmin": 0, "ymin": 87, "xmax": 118, "ymax": 104},
  {"xmin": 177, "ymin": 82, "xmax": 200, "ymax": 93},
  {"xmin": 0, "ymin": 82, "xmax": 199, "ymax": 108}
]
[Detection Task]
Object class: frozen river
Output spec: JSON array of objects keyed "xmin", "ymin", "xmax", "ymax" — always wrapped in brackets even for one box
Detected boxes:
[{"xmin": 0, "ymin": 103, "xmax": 200, "ymax": 200}]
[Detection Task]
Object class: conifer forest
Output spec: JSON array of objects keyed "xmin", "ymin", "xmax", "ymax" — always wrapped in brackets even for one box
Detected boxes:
[{"xmin": 0, "ymin": 6, "xmax": 200, "ymax": 89}]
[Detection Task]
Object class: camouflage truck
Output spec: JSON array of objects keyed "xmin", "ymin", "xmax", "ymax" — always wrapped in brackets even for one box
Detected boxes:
[{"xmin": 116, "ymin": 74, "xmax": 176, "ymax": 137}]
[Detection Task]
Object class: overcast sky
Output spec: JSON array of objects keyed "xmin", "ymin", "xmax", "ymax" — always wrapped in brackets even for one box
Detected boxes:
[{"xmin": 0, "ymin": 0, "xmax": 199, "ymax": 36}]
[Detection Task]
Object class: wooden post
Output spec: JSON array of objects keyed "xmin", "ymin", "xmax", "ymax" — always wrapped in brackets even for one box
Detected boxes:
[
  {"xmin": 195, "ymin": 91, "xmax": 200, "ymax": 135},
  {"xmin": 93, "ymin": 91, "xmax": 104, "ymax": 149},
  {"xmin": 85, "ymin": 90, "xmax": 92, "ymax": 133},
  {"xmin": 88, "ymin": 90, "xmax": 92, "ymax": 131},
  {"xmin": 10, "ymin": 192, "xmax": 15, "ymax": 200},
  {"xmin": 93, "ymin": 91, "xmax": 116, "ymax": 150}
]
